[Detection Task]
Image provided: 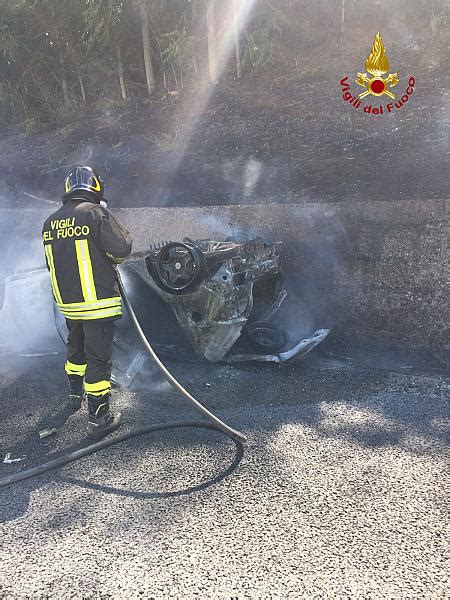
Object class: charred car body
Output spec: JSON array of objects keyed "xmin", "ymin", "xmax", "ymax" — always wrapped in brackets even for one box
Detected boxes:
[
  {"xmin": 0, "ymin": 235, "xmax": 329, "ymax": 388},
  {"xmin": 116, "ymin": 236, "xmax": 329, "ymax": 370}
]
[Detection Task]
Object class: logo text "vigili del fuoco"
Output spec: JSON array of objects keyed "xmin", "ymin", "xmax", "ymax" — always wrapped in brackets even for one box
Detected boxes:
[{"xmin": 340, "ymin": 32, "xmax": 415, "ymax": 115}]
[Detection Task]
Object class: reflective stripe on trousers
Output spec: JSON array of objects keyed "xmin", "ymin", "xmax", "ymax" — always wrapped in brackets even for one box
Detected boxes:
[
  {"xmin": 84, "ymin": 380, "xmax": 111, "ymax": 397},
  {"xmin": 65, "ymin": 361, "xmax": 87, "ymax": 376}
]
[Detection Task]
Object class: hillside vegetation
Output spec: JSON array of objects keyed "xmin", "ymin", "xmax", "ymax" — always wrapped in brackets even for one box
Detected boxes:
[{"xmin": 0, "ymin": 0, "xmax": 448, "ymax": 206}]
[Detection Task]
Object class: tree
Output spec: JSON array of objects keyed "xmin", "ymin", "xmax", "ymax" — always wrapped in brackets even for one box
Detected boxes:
[
  {"xmin": 81, "ymin": 0, "xmax": 132, "ymax": 103},
  {"xmin": 206, "ymin": 0, "xmax": 218, "ymax": 83},
  {"xmin": 138, "ymin": 0, "xmax": 156, "ymax": 96},
  {"xmin": 233, "ymin": 0, "xmax": 242, "ymax": 78}
]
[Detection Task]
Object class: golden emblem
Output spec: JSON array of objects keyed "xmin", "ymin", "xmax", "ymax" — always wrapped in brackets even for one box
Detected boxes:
[{"xmin": 356, "ymin": 32, "xmax": 399, "ymax": 99}]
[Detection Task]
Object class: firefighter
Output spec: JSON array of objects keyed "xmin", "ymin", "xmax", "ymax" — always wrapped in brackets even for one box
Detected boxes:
[{"xmin": 42, "ymin": 166, "xmax": 133, "ymax": 439}]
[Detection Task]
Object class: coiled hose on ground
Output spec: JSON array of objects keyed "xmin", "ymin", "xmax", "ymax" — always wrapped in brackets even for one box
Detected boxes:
[{"xmin": 0, "ymin": 269, "xmax": 247, "ymax": 488}]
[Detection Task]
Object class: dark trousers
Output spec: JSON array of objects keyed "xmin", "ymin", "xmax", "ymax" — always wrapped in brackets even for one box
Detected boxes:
[{"xmin": 66, "ymin": 320, "xmax": 115, "ymax": 386}]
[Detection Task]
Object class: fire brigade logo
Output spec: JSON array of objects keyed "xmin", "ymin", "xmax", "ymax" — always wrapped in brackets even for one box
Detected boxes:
[
  {"xmin": 339, "ymin": 32, "xmax": 415, "ymax": 115},
  {"xmin": 355, "ymin": 32, "xmax": 399, "ymax": 99}
]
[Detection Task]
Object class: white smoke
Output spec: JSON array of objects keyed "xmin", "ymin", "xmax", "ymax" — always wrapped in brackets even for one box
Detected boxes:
[{"xmin": 0, "ymin": 197, "xmax": 62, "ymax": 356}]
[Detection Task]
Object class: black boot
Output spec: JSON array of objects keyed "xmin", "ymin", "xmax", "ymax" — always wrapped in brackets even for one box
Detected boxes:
[
  {"xmin": 68, "ymin": 375, "xmax": 85, "ymax": 411},
  {"xmin": 87, "ymin": 393, "xmax": 122, "ymax": 439}
]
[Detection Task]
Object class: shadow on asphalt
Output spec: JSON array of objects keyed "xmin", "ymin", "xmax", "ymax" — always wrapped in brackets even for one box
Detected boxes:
[
  {"xmin": 0, "ymin": 431, "xmax": 245, "ymax": 522},
  {"xmin": 0, "ymin": 357, "xmax": 246, "ymax": 522},
  {"xmin": 57, "ymin": 437, "xmax": 244, "ymax": 500},
  {"xmin": 1, "ymin": 350, "xmax": 448, "ymax": 524}
]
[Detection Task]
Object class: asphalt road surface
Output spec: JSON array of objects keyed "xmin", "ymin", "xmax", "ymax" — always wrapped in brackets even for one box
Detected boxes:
[{"xmin": 0, "ymin": 350, "xmax": 448, "ymax": 598}]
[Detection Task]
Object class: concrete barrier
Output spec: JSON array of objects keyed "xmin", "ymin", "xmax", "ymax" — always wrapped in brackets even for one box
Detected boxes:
[{"xmin": 0, "ymin": 200, "xmax": 447, "ymax": 355}]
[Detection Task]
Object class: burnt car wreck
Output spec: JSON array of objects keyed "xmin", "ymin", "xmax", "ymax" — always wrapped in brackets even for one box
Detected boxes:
[
  {"xmin": 115, "ymin": 236, "xmax": 329, "ymax": 371},
  {"xmin": 0, "ymin": 235, "xmax": 329, "ymax": 388}
]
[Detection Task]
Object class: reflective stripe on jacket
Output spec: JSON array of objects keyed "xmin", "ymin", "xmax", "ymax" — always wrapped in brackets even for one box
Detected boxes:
[{"xmin": 42, "ymin": 197, "xmax": 133, "ymax": 321}]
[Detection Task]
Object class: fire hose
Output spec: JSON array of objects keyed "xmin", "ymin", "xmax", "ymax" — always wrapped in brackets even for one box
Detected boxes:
[{"xmin": 0, "ymin": 268, "xmax": 246, "ymax": 488}]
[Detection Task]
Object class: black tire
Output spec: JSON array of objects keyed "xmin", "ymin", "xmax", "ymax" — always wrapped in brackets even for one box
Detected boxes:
[
  {"xmin": 153, "ymin": 242, "xmax": 206, "ymax": 295},
  {"xmin": 245, "ymin": 321, "xmax": 288, "ymax": 352}
]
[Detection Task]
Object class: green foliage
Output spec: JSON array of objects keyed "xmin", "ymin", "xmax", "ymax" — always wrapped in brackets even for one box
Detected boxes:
[
  {"xmin": 241, "ymin": 6, "xmax": 283, "ymax": 73},
  {"xmin": 242, "ymin": 29, "xmax": 273, "ymax": 71},
  {"xmin": 161, "ymin": 29, "xmax": 189, "ymax": 68},
  {"xmin": 160, "ymin": 28, "xmax": 198, "ymax": 88},
  {"xmin": 0, "ymin": 0, "xmax": 287, "ymax": 127}
]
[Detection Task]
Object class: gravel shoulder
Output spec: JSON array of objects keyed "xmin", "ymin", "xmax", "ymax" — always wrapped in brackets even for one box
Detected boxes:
[{"xmin": 0, "ymin": 351, "xmax": 448, "ymax": 597}]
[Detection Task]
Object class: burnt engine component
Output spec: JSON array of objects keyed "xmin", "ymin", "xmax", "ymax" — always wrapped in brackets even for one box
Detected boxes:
[{"xmin": 126, "ymin": 237, "xmax": 286, "ymax": 362}]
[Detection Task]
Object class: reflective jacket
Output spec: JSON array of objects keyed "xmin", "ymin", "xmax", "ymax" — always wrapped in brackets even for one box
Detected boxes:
[{"xmin": 42, "ymin": 197, "xmax": 133, "ymax": 321}]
